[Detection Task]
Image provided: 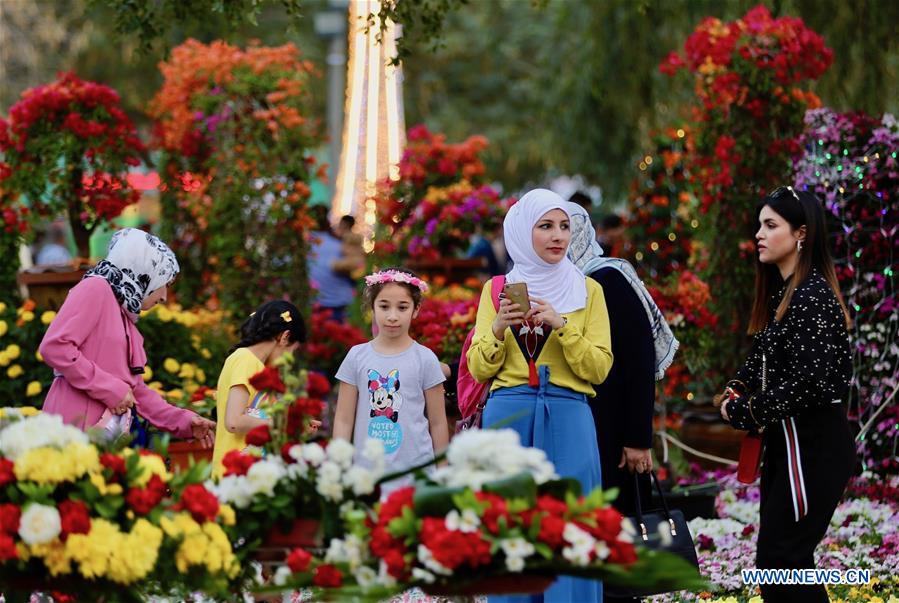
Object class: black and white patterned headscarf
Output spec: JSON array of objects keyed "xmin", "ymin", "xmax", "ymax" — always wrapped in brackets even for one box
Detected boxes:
[{"xmin": 84, "ymin": 228, "xmax": 180, "ymax": 319}]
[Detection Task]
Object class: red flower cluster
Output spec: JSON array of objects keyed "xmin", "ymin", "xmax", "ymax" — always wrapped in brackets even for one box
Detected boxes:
[
  {"xmin": 286, "ymin": 397, "xmax": 325, "ymax": 437},
  {"xmin": 0, "ymin": 458, "xmax": 15, "ymax": 487},
  {"xmin": 475, "ymin": 492, "xmax": 511, "ymax": 535},
  {"xmin": 249, "ymin": 366, "xmax": 286, "ymax": 394},
  {"xmin": 409, "ymin": 296, "xmax": 478, "ymax": 360},
  {"xmin": 58, "ymin": 500, "xmax": 91, "ymax": 540},
  {"xmin": 313, "ymin": 563, "xmax": 343, "ymax": 587},
  {"xmin": 369, "ymin": 486, "xmax": 415, "ymax": 579},
  {"xmin": 301, "ymin": 307, "xmax": 367, "ymax": 377},
  {"xmin": 421, "ymin": 517, "xmax": 493, "ymax": 570},
  {"xmin": 0, "ymin": 502, "xmax": 18, "ymax": 560},
  {"xmin": 305, "ymin": 372, "xmax": 331, "ymax": 398},
  {"xmin": 286, "ymin": 547, "xmax": 312, "ymax": 573},
  {"xmin": 178, "ymin": 484, "xmax": 220, "ymax": 523},
  {"xmin": 126, "ymin": 474, "xmax": 167, "ymax": 515},
  {"xmin": 397, "ymin": 125, "xmax": 487, "ymax": 188},
  {"xmin": 222, "ymin": 449, "xmax": 260, "ymax": 477},
  {"xmin": 245, "ymin": 424, "xmax": 272, "ymax": 446}
]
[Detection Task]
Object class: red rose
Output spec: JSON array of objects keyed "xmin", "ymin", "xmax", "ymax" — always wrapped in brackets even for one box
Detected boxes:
[
  {"xmin": 99, "ymin": 453, "xmax": 126, "ymax": 477},
  {"xmin": 286, "ymin": 547, "xmax": 312, "ymax": 573},
  {"xmin": 0, "ymin": 504, "xmax": 21, "ymax": 534},
  {"xmin": 58, "ymin": 500, "xmax": 91, "ymax": 539},
  {"xmin": 179, "ymin": 484, "xmax": 220, "ymax": 523},
  {"xmin": 381, "ymin": 547, "xmax": 408, "ymax": 579},
  {"xmin": 586, "ymin": 507, "xmax": 624, "ymax": 542},
  {"xmin": 0, "ymin": 459, "xmax": 15, "ymax": 486},
  {"xmin": 378, "ymin": 487, "xmax": 415, "ymax": 523},
  {"xmin": 222, "ymin": 450, "xmax": 259, "ymax": 477},
  {"xmin": 607, "ymin": 540, "xmax": 638, "ymax": 565},
  {"xmin": 0, "ymin": 533, "xmax": 17, "ymax": 561},
  {"xmin": 313, "ymin": 563, "xmax": 343, "ymax": 588},
  {"xmin": 535, "ymin": 495, "xmax": 568, "ymax": 516},
  {"xmin": 245, "ymin": 424, "xmax": 272, "ymax": 447},
  {"xmin": 126, "ymin": 474, "xmax": 166, "ymax": 515},
  {"xmin": 420, "ymin": 517, "xmax": 492, "ymax": 570},
  {"xmin": 305, "ymin": 372, "xmax": 331, "ymax": 398},
  {"xmin": 475, "ymin": 492, "xmax": 510, "ymax": 535},
  {"xmin": 249, "ymin": 366, "xmax": 286, "ymax": 393}
]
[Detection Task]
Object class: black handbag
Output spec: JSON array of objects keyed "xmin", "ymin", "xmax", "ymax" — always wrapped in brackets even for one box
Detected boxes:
[
  {"xmin": 454, "ymin": 400, "xmax": 485, "ymax": 433},
  {"xmin": 606, "ymin": 470, "xmax": 701, "ymax": 598}
]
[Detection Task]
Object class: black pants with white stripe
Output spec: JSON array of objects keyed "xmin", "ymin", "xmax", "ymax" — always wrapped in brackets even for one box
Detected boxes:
[{"xmin": 755, "ymin": 404, "xmax": 856, "ymax": 602}]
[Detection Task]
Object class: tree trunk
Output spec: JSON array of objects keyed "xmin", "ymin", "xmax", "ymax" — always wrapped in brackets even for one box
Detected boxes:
[{"xmin": 67, "ymin": 166, "xmax": 92, "ymax": 259}]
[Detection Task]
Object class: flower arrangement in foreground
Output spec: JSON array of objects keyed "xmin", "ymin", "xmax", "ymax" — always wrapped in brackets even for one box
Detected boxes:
[
  {"xmin": 264, "ymin": 429, "xmax": 705, "ymax": 599},
  {"xmin": 0, "ymin": 413, "xmax": 238, "ymax": 601}
]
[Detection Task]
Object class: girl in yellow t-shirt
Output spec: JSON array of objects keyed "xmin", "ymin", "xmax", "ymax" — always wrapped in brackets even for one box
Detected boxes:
[{"xmin": 211, "ymin": 300, "xmax": 306, "ymax": 477}]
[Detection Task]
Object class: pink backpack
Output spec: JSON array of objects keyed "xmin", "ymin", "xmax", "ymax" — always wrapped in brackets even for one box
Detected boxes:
[{"xmin": 456, "ymin": 275, "xmax": 505, "ymax": 424}]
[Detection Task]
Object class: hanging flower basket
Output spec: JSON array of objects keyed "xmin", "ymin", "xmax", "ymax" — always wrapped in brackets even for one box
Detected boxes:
[{"xmin": 423, "ymin": 573, "xmax": 555, "ymax": 596}]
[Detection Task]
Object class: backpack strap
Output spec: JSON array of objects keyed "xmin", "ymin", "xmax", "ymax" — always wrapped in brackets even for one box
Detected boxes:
[{"xmin": 490, "ymin": 275, "xmax": 505, "ymax": 312}]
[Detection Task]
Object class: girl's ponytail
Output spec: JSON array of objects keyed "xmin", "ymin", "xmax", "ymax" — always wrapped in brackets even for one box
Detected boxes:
[{"xmin": 229, "ymin": 300, "xmax": 306, "ymax": 354}]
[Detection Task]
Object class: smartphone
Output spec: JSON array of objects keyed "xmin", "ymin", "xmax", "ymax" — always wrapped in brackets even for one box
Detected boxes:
[{"xmin": 503, "ymin": 282, "xmax": 530, "ymax": 312}]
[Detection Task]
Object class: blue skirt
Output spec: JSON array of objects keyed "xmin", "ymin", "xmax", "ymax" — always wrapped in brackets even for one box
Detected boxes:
[{"xmin": 483, "ymin": 365, "xmax": 603, "ymax": 603}]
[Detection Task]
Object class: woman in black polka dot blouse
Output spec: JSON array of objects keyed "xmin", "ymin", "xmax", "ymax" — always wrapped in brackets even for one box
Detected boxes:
[{"xmin": 717, "ymin": 186, "xmax": 856, "ymax": 603}]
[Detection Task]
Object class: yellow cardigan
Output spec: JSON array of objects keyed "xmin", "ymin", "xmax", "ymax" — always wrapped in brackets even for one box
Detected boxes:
[{"xmin": 466, "ymin": 278, "xmax": 613, "ymax": 396}]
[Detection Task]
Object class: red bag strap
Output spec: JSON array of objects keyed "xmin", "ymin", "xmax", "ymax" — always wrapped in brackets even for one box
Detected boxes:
[{"xmin": 489, "ymin": 275, "xmax": 505, "ymax": 312}]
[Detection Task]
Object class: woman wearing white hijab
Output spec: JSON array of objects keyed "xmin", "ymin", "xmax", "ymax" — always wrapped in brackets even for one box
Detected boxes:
[
  {"xmin": 40, "ymin": 228, "xmax": 216, "ymax": 445},
  {"xmin": 467, "ymin": 189, "xmax": 613, "ymax": 603}
]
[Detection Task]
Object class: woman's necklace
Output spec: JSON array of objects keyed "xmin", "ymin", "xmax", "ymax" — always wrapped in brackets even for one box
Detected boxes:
[{"xmin": 518, "ymin": 319, "xmax": 545, "ymax": 387}]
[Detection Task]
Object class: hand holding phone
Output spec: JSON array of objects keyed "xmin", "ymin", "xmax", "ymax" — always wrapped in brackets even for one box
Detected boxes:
[
  {"xmin": 503, "ymin": 282, "xmax": 530, "ymax": 312},
  {"xmin": 493, "ymin": 282, "xmax": 529, "ymax": 339}
]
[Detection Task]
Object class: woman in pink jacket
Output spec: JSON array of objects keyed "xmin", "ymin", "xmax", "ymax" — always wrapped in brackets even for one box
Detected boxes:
[{"xmin": 39, "ymin": 228, "xmax": 215, "ymax": 445}]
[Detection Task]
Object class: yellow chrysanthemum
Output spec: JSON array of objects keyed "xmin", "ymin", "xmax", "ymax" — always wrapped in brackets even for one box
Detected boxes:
[
  {"xmin": 129, "ymin": 451, "xmax": 170, "ymax": 486},
  {"xmin": 218, "ymin": 504, "xmax": 236, "ymax": 526},
  {"xmin": 89, "ymin": 472, "xmax": 123, "ymax": 496},
  {"xmin": 26, "ymin": 381, "xmax": 43, "ymax": 397},
  {"xmin": 201, "ymin": 348, "xmax": 212, "ymax": 359},
  {"xmin": 30, "ymin": 539, "xmax": 72, "ymax": 576},
  {"xmin": 0, "ymin": 320, "xmax": 7, "ymax": 337},
  {"xmin": 20, "ymin": 311, "xmax": 35, "ymax": 323},
  {"xmin": 35, "ymin": 350, "xmax": 43, "ymax": 362},
  {"xmin": 65, "ymin": 518, "xmax": 120, "ymax": 579},
  {"xmin": 165, "ymin": 389, "xmax": 184, "ymax": 401},
  {"xmin": 40, "ymin": 311, "xmax": 57, "ymax": 325},
  {"xmin": 163, "ymin": 357, "xmax": 180, "ymax": 374},
  {"xmin": 155, "ymin": 306, "xmax": 174, "ymax": 322},
  {"xmin": 0, "ymin": 351, "xmax": 9, "ymax": 367},
  {"xmin": 5, "ymin": 344, "xmax": 20, "ymax": 359},
  {"xmin": 15, "ymin": 442, "xmax": 100, "ymax": 484},
  {"xmin": 142, "ymin": 365, "xmax": 153, "ymax": 382},
  {"xmin": 0, "ymin": 302, "xmax": 7, "ymax": 313},
  {"xmin": 106, "ymin": 519, "xmax": 162, "ymax": 583},
  {"xmin": 178, "ymin": 363, "xmax": 195, "ymax": 379},
  {"xmin": 7, "ymin": 364, "xmax": 23, "ymax": 379}
]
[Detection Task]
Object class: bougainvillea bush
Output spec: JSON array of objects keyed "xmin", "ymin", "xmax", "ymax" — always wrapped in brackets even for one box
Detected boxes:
[
  {"xmin": 793, "ymin": 108, "xmax": 898, "ymax": 475},
  {"xmin": 150, "ymin": 40, "xmax": 325, "ymax": 316},
  {"xmin": 661, "ymin": 5, "xmax": 833, "ymax": 377}
]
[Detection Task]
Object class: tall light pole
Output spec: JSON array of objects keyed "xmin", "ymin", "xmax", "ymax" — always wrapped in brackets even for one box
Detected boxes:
[
  {"xmin": 314, "ymin": 0, "xmax": 349, "ymax": 205},
  {"xmin": 330, "ymin": 0, "xmax": 405, "ymax": 245}
]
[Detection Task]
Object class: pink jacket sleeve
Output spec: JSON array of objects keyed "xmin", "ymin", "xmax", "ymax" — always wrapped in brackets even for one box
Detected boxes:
[
  {"xmin": 132, "ymin": 379, "xmax": 196, "ymax": 439},
  {"xmin": 38, "ymin": 282, "xmax": 131, "ymax": 409}
]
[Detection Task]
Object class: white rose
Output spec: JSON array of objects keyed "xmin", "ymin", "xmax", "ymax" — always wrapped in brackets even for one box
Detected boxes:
[
  {"xmin": 0, "ymin": 414, "xmax": 88, "ymax": 460},
  {"xmin": 273, "ymin": 565, "xmax": 293, "ymax": 586},
  {"xmin": 326, "ymin": 439, "xmax": 355, "ymax": 468},
  {"xmin": 19, "ymin": 503, "xmax": 61, "ymax": 545},
  {"xmin": 318, "ymin": 461, "xmax": 342, "ymax": 483},
  {"xmin": 246, "ymin": 458, "xmax": 287, "ymax": 498},
  {"xmin": 316, "ymin": 476, "xmax": 344, "ymax": 502}
]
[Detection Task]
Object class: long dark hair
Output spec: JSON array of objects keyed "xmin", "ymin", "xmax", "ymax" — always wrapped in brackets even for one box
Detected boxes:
[
  {"xmin": 229, "ymin": 300, "xmax": 306, "ymax": 354},
  {"xmin": 748, "ymin": 186, "xmax": 851, "ymax": 334}
]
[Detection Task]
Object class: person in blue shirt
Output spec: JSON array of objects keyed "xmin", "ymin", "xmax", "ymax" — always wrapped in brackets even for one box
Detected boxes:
[{"xmin": 307, "ymin": 205, "xmax": 355, "ymax": 322}]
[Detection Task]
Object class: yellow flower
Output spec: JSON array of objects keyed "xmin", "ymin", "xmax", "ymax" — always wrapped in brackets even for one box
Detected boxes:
[
  {"xmin": 178, "ymin": 363, "xmax": 195, "ymax": 380},
  {"xmin": 148, "ymin": 381, "xmax": 164, "ymax": 393},
  {"xmin": 35, "ymin": 350, "xmax": 43, "ymax": 362},
  {"xmin": 142, "ymin": 365, "xmax": 153, "ymax": 382},
  {"xmin": 26, "ymin": 381, "xmax": 42, "ymax": 397},
  {"xmin": 129, "ymin": 451, "xmax": 170, "ymax": 486},
  {"xmin": 163, "ymin": 357, "xmax": 180, "ymax": 374},
  {"xmin": 0, "ymin": 320, "xmax": 7, "ymax": 337},
  {"xmin": 18, "ymin": 406, "xmax": 40, "ymax": 416},
  {"xmin": 165, "ymin": 389, "xmax": 184, "ymax": 401},
  {"xmin": 21, "ymin": 311, "xmax": 35, "ymax": 323},
  {"xmin": 29, "ymin": 539, "xmax": 72, "ymax": 576},
  {"xmin": 65, "ymin": 518, "xmax": 119, "ymax": 580},
  {"xmin": 201, "ymin": 348, "xmax": 212, "ymax": 359},
  {"xmin": 195, "ymin": 368, "xmax": 206, "ymax": 383},
  {"xmin": 7, "ymin": 364, "xmax": 23, "ymax": 379},
  {"xmin": 155, "ymin": 306, "xmax": 173, "ymax": 322},
  {"xmin": 0, "ymin": 351, "xmax": 9, "ymax": 367},
  {"xmin": 0, "ymin": 302, "xmax": 6, "ymax": 313},
  {"xmin": 89, "ymin": 472, "xmax": 123, "ymax": 496},
  {"xmin": 218, "ymin": 504, "xmax": 236, "ymax": 526},
  {"xmin": 15, "ymin": 443, "xmax": 101, "ymax": 484},
  {"xmin": 5, "ymin": 344, "xmax": 20, "ymax": 359},
  {"xmin": 40, "ymin": 311, "xmax": 57, "ymax": 325}
]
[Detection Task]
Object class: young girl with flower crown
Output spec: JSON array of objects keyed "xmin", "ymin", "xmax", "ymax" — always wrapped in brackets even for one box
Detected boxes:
[
  {"xmin": 333, "ymin": 268, "xmax": 448, "ymax": 495},
  {"xmin": 210, "ymin": 300, "xmax": 307, "ymax": 478}
]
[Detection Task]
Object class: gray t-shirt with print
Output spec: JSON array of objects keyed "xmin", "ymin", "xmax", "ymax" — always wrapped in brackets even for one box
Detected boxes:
[{"xmin": 336, "ymin": 341, "xmax": 446, "ymax": 475}]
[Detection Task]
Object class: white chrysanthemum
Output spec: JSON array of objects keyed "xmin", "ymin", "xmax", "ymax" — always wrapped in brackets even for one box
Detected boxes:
[
  {"xmin": 563, "ymin": 523, "xmax": 596, "ymax": 550},
  {"xmin": 505, "ymin": 555, "xmax": 526, "ymax": 572},
  {"xmin": 354, "ymin": 565, "xmax": 377, "ymax": 589},
  {"xmin": 417, "ymin": 545, "xmax": 452, "ymax": 576},
  {"xmin": 286, "ymin": 461, "xmax": 309, "ymax": 481},
  {"xmin": 500, "ymin": 537, "xmax": 535, "ymax": 559},
  {"xmin": 594, "ymin": 540, "xmax": 610, "ymax": 561},
  {"xmin": 445, "ymin": 509, "xmax": 480, "ymax": 533},
  {"xmin": 245, "ymin": 458, "xmax": 287, "ymax": 498},
  {"xmin": 0, "ymin": 413, "xmax": 88, "ymax": 460},
  {"xmin": 301, "ymin": 443, "xmax": 326, "ymax": 466},
  {"xmin": 343, "ymin": 466, "xmax": 377, "ymax": 496},
  {"xmin": 326, "ymin": 439, "xmax": 355, "ymax": 469},
  {"xmin": 18, "ymin": 503, "xmax": 61, "ymax": 545},
  {"xmin": 362, "ymin": 438, "xmax": 386, "ymax": 465}
]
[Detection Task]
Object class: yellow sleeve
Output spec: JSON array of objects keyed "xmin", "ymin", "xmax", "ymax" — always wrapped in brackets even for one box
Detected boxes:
[
  {"xmin": 555, "ymin": 280, "xmax": 614, "ymax": 385},
  {"xmin": 466, "ymin": 280, "xmax": 507, "ymax": 382}
]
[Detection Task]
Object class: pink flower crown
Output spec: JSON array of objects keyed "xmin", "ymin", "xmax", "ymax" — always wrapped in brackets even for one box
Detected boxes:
[{"xmin": 364, "ymin": 269, "xmax": 429, "ymax": 293}]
